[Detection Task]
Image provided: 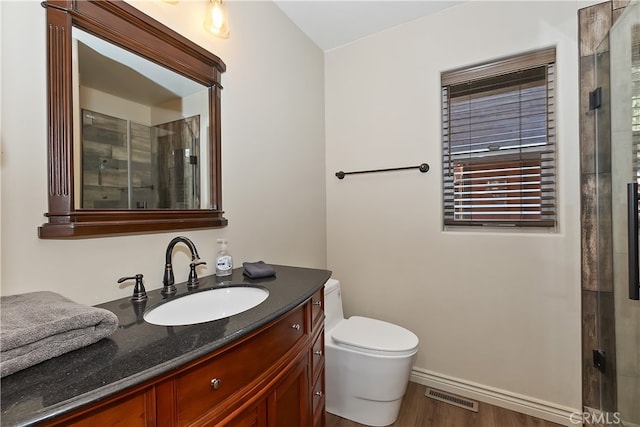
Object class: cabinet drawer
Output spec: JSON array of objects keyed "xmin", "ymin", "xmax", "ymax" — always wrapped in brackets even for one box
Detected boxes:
[
  {"xmin": 311, "ymin": 368, "xmax": 325, "ymax": 427},
  {"xmin": 311, "ymin": 331, "xmax": 324, "ymax": 381},
  {"xmin": 175, "ymin": 306, "xmax": 306, "ymax": 425},
  {"xmin": 310, "ymin": 288, "xmax": 324, "ymax": 333},
  {"xmin": 45, "ymin": 388, "xmax": 154, "ymax": 427}
]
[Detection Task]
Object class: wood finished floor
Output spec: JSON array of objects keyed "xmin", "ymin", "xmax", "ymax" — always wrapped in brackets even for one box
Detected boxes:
[{"xmin": 325, "ymin": 382, "xmax": 564, "ymax": 427}]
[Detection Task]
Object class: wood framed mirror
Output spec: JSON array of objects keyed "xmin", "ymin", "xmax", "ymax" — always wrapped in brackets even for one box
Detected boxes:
[{"xmin": 39, "ymin": 0, "xmax": 227, "ymax": 238}]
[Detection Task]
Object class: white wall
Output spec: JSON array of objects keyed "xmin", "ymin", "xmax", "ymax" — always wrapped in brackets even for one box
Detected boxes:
[
  {"xmin": 81, "ymin": 86, "xmax": 153, "ymax": 125},
  {"xmin": 325, "ymin": 0, "xmax": 588, "ymax": 417},
  {"xmin": 0, "ymin": 0, "xmax": 326, "ymax": 305}
]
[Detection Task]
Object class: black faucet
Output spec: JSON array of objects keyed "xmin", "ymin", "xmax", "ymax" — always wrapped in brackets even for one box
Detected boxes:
[{"xmin": 162, "ymin": 236, "xmax": 202, "ymax": 296}]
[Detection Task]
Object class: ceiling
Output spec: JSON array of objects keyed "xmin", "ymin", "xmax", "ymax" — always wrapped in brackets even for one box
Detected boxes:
[{"xmin": 272, "ymin": 1, "xmax": 464, "ymax": 51}]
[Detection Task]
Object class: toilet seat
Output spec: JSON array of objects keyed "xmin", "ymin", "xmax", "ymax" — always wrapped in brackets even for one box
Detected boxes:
[{"xmin": 329, "ymin": 316, "xmax": 418, "ymax": 356}]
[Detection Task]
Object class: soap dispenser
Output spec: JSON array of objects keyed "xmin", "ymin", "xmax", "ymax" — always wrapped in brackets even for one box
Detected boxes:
[{"xmin": 215, "ymin": 239, "xmax": 233, "ymax": 277}]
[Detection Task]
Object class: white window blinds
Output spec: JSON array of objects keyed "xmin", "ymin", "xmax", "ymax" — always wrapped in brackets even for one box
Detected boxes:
[{"xmin": 442, "ymin": 48, "xmax": 556, "ymax": 227}]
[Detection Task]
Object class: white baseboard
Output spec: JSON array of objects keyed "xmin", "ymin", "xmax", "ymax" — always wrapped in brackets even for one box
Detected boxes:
[{"xmin": 411, "ymin": 367, "xmax": 580, "ymax": 426}]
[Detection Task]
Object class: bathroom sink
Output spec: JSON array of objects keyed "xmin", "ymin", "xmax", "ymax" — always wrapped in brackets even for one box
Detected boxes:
[{"xmin": 144, "ymin": 286, "xmax": 269, "ymax": 326}]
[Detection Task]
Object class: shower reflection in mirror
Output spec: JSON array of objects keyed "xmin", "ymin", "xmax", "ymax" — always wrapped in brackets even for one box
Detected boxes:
[{"xmin": 81, "ymin": 111, "xmax": 200, "ymax": 209}]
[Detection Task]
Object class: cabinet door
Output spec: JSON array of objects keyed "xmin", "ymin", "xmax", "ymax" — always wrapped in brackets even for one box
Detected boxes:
[
  {"xmin": 267, "ymin": 357, "xmax": 309, "ymax": 427},
  {"xmin": 222, "ymin": 403, "xmax": 267, "ymax": 427},
  {"xmin": 311, "ymin": 368, "xmax": 325, "ymax": 427}
]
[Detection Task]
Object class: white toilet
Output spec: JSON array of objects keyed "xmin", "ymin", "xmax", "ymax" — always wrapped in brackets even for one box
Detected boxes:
[{"xmin": 324, "ymin": 278, "xmax": 419, "ymax": 426}]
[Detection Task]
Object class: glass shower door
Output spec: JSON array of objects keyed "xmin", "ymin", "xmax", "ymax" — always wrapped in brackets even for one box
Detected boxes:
[{"xmin": 595, "ymin": 2, "xmax": 640, "ymax": 424}]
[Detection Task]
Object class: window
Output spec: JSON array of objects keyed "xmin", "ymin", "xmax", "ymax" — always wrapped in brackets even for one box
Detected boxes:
[{"xmin": 441, "ymin": 48, "xmax": 556, "ymax": 228}]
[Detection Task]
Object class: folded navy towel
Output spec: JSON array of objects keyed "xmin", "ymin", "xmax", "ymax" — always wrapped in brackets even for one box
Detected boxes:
[
  {"xmin": 0, "ymin": 291, "xmax": 119, "ymax": 377},
  {"xmin": 242, "ymin": 261, "xmax": 276, "ymax": 279}
]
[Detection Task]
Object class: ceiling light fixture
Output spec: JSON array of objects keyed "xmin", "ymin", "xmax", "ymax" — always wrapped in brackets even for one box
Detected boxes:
[{"xmin": 204, "ymin": 0, "xmax": 230, "ymax": 39}]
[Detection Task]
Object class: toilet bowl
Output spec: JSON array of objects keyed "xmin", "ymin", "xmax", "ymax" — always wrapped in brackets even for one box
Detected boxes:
[{"xmin": 324, "ymin": 279, "xmax": 419, "ymax": 426}]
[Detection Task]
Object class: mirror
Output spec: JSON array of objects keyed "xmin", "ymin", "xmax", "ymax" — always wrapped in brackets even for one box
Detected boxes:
[
  {"xmin": 39, "ymin": 0, "xmax": 226, "ymax": 238},
  {"xmin": 74, "ymin": 28, "xmax": 209, "ymax": 210}
]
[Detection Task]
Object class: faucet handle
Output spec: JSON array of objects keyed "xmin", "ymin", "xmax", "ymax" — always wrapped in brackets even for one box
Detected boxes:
[
  {"xmin": 187, "ymin": 262, "xmax": 207, "ymax": 288},
  {"xmin": 118, "ymin": 274, "xmax": 148, "ymax": 302}
]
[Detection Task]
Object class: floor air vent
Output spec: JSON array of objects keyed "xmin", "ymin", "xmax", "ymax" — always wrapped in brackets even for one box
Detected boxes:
[{"xmin": 425, "ymin": 388, "xmax": 479, "ymax": 412}]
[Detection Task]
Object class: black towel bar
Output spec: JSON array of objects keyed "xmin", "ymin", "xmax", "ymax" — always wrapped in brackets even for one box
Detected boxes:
[{"xmin": 335, "ymin": 163, "xmax": 429, "ymax": 180}]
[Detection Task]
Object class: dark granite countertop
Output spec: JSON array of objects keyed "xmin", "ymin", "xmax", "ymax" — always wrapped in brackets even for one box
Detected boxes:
[{"xmin": 0, "ymin": 265, "xmax": 331, "ymax": 426}]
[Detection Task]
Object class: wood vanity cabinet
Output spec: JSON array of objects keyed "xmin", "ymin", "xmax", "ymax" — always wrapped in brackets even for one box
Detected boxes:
[
  {"xmin": 43, "ymin": 291, "xmax": 326, "ymax": 427},
  {"xmin": 309, "ymin": 289, "xmax": 326, "ymax": 427}
]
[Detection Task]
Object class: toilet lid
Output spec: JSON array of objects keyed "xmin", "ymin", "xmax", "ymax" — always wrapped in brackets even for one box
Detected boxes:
[{"xmin": 331, "ymin": 316, "xmax": 419, "ymax": 353}]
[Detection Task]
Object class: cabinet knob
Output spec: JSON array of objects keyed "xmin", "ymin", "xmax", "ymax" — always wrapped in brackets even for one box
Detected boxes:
[
  {"xmin": 314, "ymin": 350, "xmax": 323, "ymax": 356},
  {"xmin": 314, "ymin": 391, "xmax": 323, "ymax": 397},
  {"xmin": 291, "ymin": 323, "xmax": 301, "ymax": 330},
  {"xmin": 312, "ymin": 301, "xmax": 322, "ymax": 306},
  {"xmin": 210, "ymin": 378, "xmax": 222, "ymax": 390}
]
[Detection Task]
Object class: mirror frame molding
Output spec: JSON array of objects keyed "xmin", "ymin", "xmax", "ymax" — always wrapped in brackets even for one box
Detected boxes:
[{"xmin": 39, "ymin": 0, "xmax": 227, "ymax": 239}]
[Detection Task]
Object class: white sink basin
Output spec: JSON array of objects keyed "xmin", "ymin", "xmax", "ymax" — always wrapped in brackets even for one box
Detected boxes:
[{"xmin": 144, "ymin": 286, "xmax": 269, "ymax": 326}]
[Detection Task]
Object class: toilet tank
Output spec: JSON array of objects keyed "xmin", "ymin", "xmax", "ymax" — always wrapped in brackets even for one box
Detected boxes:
[{"xmin": 323, "ymin": 279, "xmax": 344, "ymax": 332}]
